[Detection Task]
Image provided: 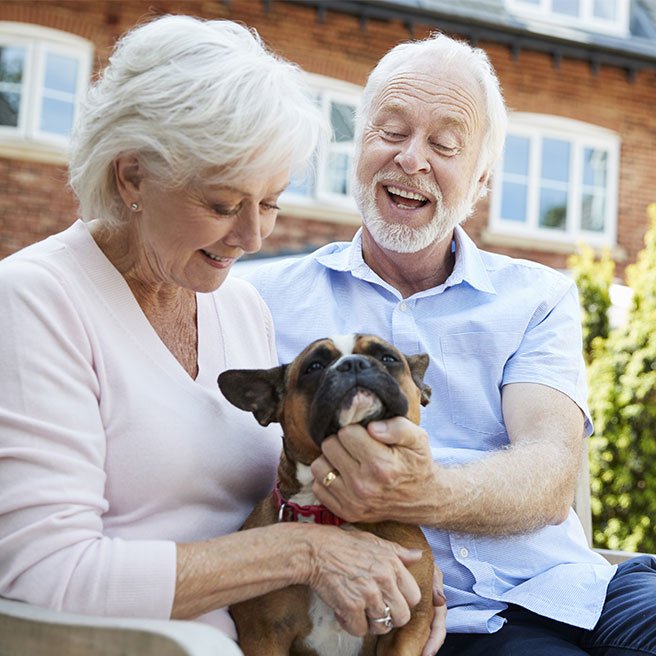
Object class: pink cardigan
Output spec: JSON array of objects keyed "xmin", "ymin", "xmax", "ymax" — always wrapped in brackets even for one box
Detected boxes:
[{"xmin": 0, "ymin": 220, "xmax": 281, "ymax": 639}]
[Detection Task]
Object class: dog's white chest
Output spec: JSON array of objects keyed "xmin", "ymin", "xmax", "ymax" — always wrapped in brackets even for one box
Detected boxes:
[{"xmin": 305, "ymin": 591, "xmax": 364, "ymax": 656}]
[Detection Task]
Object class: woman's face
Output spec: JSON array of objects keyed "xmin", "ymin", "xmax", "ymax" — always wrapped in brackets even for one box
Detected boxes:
[{"xmin": 130, "ymin": 169, "xmax": 289, "ymax": 293}]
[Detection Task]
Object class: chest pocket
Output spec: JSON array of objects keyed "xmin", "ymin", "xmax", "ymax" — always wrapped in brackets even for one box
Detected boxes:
[{"xmin": 441, "ymin": 332, "xmax": 521, "ymax": 437}]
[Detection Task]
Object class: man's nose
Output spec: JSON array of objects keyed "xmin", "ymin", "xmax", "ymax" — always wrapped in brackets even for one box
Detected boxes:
[{"xmin": 393, "ymin": 136, "xmax": 431, "ymax": 175}]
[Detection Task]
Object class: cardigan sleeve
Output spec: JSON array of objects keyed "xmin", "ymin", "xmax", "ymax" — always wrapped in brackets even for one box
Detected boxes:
[{"xmin": 0, "ymin": 256, "xmax": 177, "ymax": 618}]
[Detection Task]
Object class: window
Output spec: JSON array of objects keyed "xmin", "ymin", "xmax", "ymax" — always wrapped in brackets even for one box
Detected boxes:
[
  {"xmin": 505, "ymin": 0, "xmax": 630, "ymax": 36},
  {"xmin": 0, "ymin": 22, "xmax": 92, "ymax": 152},
  {"xmin": 284, "ymin": 75, "xmax": 361, "ymax": 213},
  {"xmin": 490, "ymin": 114, "xmax": 619, "ymax": 247}
]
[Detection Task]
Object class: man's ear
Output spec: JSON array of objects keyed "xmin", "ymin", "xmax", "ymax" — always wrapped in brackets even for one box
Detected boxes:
[
  {"xmin": 477, "ymin": 169, "xmax": 491, "ymax": 200},
  {"xmin": 113, "ymin": 152, "xmax": 144, "ymax": 209},
  {"xmin": 218, "ymin": 365, "xmax": 287, "ymax": 426},
  {"xmin": 405, "ymin": 353, "xmax": 432, "ymax": 407}
]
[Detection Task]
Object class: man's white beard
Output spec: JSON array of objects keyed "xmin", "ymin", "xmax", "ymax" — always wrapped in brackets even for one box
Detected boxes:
[{"xmin": 353, "ymin": 171, "xmax": 477, "ymax": 254}]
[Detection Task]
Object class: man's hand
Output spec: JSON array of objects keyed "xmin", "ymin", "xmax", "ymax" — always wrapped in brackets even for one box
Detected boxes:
[{"xmin": 310, "ymin": 416, "xmax": 436, "ymax": 524}]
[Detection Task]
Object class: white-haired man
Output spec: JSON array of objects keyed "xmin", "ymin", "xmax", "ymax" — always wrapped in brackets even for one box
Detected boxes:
[{"xmin": 246, "ymin": 33, "xmax": 656, "ymax": 655}]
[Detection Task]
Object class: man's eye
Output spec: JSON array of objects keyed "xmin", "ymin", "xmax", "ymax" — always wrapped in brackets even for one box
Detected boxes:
[
  {"xmin": 382, "ymin": 130, "xmax": 405, "ymax": 141},
  {"xmin": 304, "ymin": 361, "xmax": 325, "ymax": 374},
  {"xmin": 432, "ymin": 143, "xmax": 460, "ymax": 156}
]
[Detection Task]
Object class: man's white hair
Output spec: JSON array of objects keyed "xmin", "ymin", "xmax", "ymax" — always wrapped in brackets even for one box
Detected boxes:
[
  {"xmin": 69, "ymin": 14, "xmax": 328, "ymax": 225},
  {"xmin": 354, "ymin": 32, "xmax": 508, "ymax": 180}
]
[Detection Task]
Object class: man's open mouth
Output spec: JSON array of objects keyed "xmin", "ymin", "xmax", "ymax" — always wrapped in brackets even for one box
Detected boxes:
[{"xmin": 385, "ymin": 185, "xmax": 430, "ymax": 209}]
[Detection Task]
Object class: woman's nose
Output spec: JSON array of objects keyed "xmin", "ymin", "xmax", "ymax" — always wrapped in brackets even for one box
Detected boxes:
[{"xmin": 229, "ymin": 206, "xmax": 264, "ymax": 254}]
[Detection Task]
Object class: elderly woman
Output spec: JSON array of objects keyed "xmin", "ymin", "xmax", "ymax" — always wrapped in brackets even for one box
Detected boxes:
[{"xmin": 0, "ymin": 14, "xmax": 437, "ymax": 648}]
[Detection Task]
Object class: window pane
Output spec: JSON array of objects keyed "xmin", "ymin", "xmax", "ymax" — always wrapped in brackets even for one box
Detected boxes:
[
  {"xmin": 0, "ymin": 46, "xmax": 25, "ymax": 127},
  {"xmin": 593, "ymin": 0, "xmax": 617, "ymax": 20},
  {"xmin": 539, "ymin": 187, "xmax": 568, "ymax": 230},
  {"xmin": 287, "ymin": 170, "xmax": 315, "ymax": 196},
  {"xmin": 581, "ymin": 193, "xmax": 606, "ymax": 232},
  {"xmin": 500, "ymin": 181, "xmax": 528, "ymax": 222},
  {"xmin": 0, "ymin": 91, "xmax": 20, "ymax": 126},
  {"xmin": 331, "ymin": 102, "xmax": 354, "ymax": 143},
  {"xmin": 503, "ymin": 135, "xmax": 530, "ymax": 175},
  {"xmin": 552, "ymin": 0, "xmax": 580, "ymax": 16},
  {"xmin": 327, "ymin": 152, "xmax": 350, "ymax": 195},
  {"xmin": 40, "ymin": 97, "xmax": 75, "ymax": 135},
  {"xmin": 0, "ymin": 46, "xmax": 24, "ymax": 83},
  {"xmin": 583, "ymin": 148, "xmax": 607, "ymax": 187},
  {"xmin": 541, "ymin": 138, "xmax": 570, "ymax": 183},
  {"xmin": 44, "ymin": 52, "xmax": 78, "ymax": 94}
]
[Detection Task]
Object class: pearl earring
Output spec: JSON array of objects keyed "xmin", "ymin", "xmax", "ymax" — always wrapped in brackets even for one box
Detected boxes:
[{"xmin": 130, "ymin": 202, "xmax": 139, "ymax": 211}]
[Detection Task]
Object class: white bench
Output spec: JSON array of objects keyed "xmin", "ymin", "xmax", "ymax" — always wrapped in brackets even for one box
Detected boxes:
[{"xmin": 0, "ymin": 597, "xmax": 244, "ymax": 656}]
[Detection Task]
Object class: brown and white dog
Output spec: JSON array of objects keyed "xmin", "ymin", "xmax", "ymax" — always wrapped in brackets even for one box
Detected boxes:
[{"xmin": 218, "ymin": 334, "xmax": 434, "ymax": 656}]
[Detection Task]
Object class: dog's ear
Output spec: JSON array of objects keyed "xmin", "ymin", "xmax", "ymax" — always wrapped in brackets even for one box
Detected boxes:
[
  {"xmin": 218, "ymin": 365, "xmax": 287, "ymax": 426},
  {"xmin": 405, "ymin": 353, "xmax": 432, "ymax": 407}
]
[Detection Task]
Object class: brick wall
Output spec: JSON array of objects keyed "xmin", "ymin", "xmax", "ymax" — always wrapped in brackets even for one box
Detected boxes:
[{"xmin": 0, "ymin": 0, "xmax": 654, "ymax": 279}]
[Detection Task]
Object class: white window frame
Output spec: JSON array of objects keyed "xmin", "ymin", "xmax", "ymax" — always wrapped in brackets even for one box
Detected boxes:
[
  {"xmin": 490, "ymin": 113, "xmax": 620, "ymax": 248},
  {"xmin": 282, "ymin": 74, "xmax": 362, "ymax": 218},
  {"xmin": 505, "ymin": 0, "xmax": 630, "ymax": 37},
  {"xmin": 0, "ymin": 22, "xmax": 92, "ymax": 159}
]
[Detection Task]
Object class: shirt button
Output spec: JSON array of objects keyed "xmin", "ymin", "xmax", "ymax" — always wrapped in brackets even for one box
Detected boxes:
[
  {"xmin": 459, "ymin": 547, "xmax": 469, "ymax": 558},
  {"xmin": 399, "ymin": 302, "xmax": 408, "ymax": 312}
]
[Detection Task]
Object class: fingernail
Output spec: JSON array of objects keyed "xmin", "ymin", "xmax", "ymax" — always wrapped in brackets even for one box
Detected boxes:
[
  {"xmin": 369, "ymin": 420, "xmax": 387, "ymax": 434},
  {"xmin": 437, "ymin": 590, "xmax": 447, "ymax": 602}
]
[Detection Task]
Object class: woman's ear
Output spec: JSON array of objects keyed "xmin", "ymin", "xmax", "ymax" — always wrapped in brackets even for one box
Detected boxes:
[{"xmin": 113, "ymin": 153, "xmax": 144, "ymax": 209}]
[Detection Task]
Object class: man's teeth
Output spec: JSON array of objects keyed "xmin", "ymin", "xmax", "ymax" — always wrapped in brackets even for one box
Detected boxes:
[{"xmin": 386, "ymin": 186, "xmax": 428, "ymax": 202}]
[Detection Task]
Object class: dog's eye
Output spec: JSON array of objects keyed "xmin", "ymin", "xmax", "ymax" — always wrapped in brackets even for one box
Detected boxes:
[
  {"xmin": 305, "ymin": 361, "xmax": 325, "ymax": 374},
  {"xmin": 380, "ymin": 353, "xmax": 399, "ymax": 364}
]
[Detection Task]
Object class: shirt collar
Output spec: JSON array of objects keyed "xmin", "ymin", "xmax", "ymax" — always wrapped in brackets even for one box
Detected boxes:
[{"xmin": 315, "ymin": 225, "xmax": 497, "ymax": 296}]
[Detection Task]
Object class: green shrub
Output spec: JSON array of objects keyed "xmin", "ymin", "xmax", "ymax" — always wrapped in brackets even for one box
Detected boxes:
[
  {"xmin": 568, "ymin": 243, "xmax": 614, "ymax": 363},
  {"xmin": 585, "ymin": 203, "xmax": 656, "ymax": 553}
]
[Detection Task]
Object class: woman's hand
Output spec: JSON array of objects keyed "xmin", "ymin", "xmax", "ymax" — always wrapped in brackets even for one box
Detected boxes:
[
  {"xmin": 422, "ymin": 566, "xmax": 447, "ymax": 656},
  {"xmin": 302, "ymin": 525, "xmax": 423, "ymax": 637}
]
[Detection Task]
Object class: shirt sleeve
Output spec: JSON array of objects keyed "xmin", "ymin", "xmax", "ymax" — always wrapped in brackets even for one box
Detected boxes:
[
  {"xmin": 0, "ymin": 257, "xmax": 177, "ymax": 617},
  {"xmin": 502, "ymin": 277, "xmax": 593, "ymax": 436}
]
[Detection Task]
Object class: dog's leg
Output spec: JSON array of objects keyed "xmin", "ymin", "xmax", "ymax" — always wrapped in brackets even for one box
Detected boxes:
[
  {"xmin": 232, "ymin": 585, "xmax": 314, "ymax": 656},
  {"xmin": 365, "ymin": 523, "xmax": 434, "ymax": 656}
]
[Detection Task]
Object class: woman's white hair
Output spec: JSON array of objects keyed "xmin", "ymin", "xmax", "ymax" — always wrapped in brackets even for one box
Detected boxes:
[
  {"xmin": 354, "ymin": 33, "xmax": 508, "ymax": 180},
  {"xmin": 69, "ymin": 14, "xmax": 328, "ymax": 225}
]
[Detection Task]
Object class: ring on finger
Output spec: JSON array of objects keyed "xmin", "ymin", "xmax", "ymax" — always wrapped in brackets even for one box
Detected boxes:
[
  {"xmin": 369, "ymin": 604, "xmax": 394, "ymax": 630},
  {"xmin": 322, "ymin": 470, "xmax": 339, "ymax": 488}
]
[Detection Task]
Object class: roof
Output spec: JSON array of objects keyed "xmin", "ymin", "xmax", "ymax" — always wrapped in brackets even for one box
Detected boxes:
[{"xmin": 284, "ymin": 0, "xmax": 656, "ymax": 78}]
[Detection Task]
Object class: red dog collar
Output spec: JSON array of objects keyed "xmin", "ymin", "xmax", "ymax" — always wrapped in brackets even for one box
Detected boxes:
[{"xmin": 274, "ymin": 485, "xmax": 346, "ymax": 527}]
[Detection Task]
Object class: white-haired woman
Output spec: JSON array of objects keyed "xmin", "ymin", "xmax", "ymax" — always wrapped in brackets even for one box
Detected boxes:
[{"xmin": 0, "ymin": 14, "xmax": 440, "ymax": 649}]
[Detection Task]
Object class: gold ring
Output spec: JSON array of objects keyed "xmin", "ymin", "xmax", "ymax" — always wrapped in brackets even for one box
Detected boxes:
[{"xmin": 322, "ymin": 470, "xmax": 338, "ymax": 487}]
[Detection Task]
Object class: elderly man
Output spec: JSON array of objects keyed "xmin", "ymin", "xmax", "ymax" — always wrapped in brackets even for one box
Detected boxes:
[{"xmin": 246, "ymin": 33, "xmax": 656, "ymax": 655}]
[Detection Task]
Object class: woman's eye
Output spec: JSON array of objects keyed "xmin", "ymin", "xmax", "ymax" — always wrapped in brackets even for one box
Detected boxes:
[
  {"xmin": 381, "ymin": 353, "xmax": 399, "ymax": 364},
  {"xmin": 305, "ymin": 361, "xmax": 325, "ymax": 374},
  {"xmin": 261, "ymin": 202, "xmax": 280, "ymax": 214},
  {"xmin": 213, "ymin": 204, "xmax": 240, "ymax": 217}
]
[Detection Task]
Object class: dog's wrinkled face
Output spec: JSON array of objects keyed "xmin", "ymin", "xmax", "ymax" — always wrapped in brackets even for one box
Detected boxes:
[{"xmin": 218, "ymin": 334, "xmax": 431, "ymax": 464}]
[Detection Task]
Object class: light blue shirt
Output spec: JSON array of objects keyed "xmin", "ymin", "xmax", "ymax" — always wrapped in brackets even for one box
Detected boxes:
[{"xmin": 245, "ymin": 226, "xmax": 616, "ymax": 633}]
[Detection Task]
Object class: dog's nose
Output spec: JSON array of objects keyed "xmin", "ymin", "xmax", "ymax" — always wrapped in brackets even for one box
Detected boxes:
[{"xmin": 335, "ymin": 355, "xmax": 372, "ymax": 373}]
